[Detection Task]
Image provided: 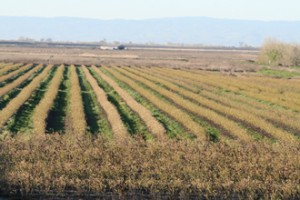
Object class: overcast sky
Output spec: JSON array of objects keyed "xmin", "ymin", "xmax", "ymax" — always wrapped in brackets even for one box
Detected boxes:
[{"xmin": 0, "ymin": 0, "xmax": 299, "ymax": 21}]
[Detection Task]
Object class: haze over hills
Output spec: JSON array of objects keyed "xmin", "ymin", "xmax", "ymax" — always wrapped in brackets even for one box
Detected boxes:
[{"xmin": 0, "ymin": 16, "xmax": 300, "ymax": 47}]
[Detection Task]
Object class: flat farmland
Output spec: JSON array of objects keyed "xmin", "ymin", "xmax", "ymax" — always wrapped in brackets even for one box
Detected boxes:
[
  {"xmin": 0, "ymin": 47, "xmax": 299, "ymax": 199},
  {"xmin": 1, "ymin": 63, "xmax": 299, "ymax": 142},
  {"xmin": 0, "ymin": 46, "xmax": 259, "ymax": 71}
]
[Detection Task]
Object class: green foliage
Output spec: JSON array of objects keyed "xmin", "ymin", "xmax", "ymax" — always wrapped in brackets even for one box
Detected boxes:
[
  {"xmin": 112, "ymin": 67, "xmax": 222, "ymax": 140},
  {"xmin": 0, "ymin": 66, "xmax": 45, "ymax": 110},
  {"xmin": 76, "ymin": 67, "xmax": 112, "ymax": 136},
  {"xmin": 89, "ymin": 68, "xmax": 152, "ymax": 140},
  {"xmin": 206, "ymin": 127, "xmax": 220, "ymax": 142},
  {"xmin": 5, "ymin": 67, "xmax": 57, "ymax": 133},
  {"xmin": 99, "ymin": 67, "xmax": 189, "ymax": 139},
  {"xmin": 266, "ymin": 48, "xmax": 283, "ymax": 64},
  {"xmin": 0, "ymin": 65, "xmax": 21, "ymax": 76},
  {"xmin": 289, "ymin": 66, "xmax": 300, "ymax": 69},
  {"xmin": 258, "ymin": 68, "xmax": 300, "ymax": 79},
  {"xmin": 0, "ymin": 65, "xmax": 35, "ymax": 88},
  {"xmin": 46, "ymin": 67, "xmax": 70, "ymax": 133}
]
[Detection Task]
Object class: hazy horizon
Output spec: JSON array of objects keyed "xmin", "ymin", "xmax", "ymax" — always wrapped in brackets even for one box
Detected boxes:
[
  {"xmin": 1, "ymin": 1, "xmax": 299, "ymax": 46},
  {"xmin": 1, "ymin": 15, "xmax": 300, "ymax": 22},
  {"xmin": 1, "ymin": 0, "xmax": 300, "ymax": 21},
  {"xmin": 1, "ymin": 16, "xmax": 300, "ymax": 46}
]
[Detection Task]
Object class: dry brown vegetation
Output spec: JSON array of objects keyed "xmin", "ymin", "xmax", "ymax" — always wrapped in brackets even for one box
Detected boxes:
[
  {"xmin": 125, "ymin": 66, "xmax": 297, "ymax": 143},
  {"xmin": 0, "ymin": 63, "xmax": 22, "ymax": 76},
  {"xmin": 94, "ymin": 66, "xmax": 166, "ymax": 140},
  {"xmin": 32, "ymin": 65, "xmax": 64, "ymax": 134},
  {"xmin": 0, "ymin": 46, "xmax": 259, "ymax": 71},
  {"xmin": 83, "ymin": 66, "xmax": 128, "ymax": 140},
  {"xmin": 0, "ymin": 50, "xmax": 299, "ymax": 199},
  {"xmin": 104, "ymin": 67, "xmax": 206, "ymax": 139},
  {"xmin": 144, "ymin": 67, "xmax": 300, "ymax": 137},
  {"xmin": 0, "ymin": 134, "xmax": 299, "ymax": 199},
  {"xmin": 0, "ymin": 64, "xmax": 42, "ymax": 97},
  {"xmin": 0, "ymin": 64, "xmax": 31, "ymax": 83},
  {"xmin": 113, "ymin": 67, "xmax": 254, "ymax": 142},
  {"xmin": 258, "ymin": 38, "xmax": 300, "ymax": 66},
  {"xmin": 65, "ymin": 65, "xmax": 87, "ymax": 135},
  {"xmin": 0, "ymin": 65, "xmax": 52, "ymax": 129}
]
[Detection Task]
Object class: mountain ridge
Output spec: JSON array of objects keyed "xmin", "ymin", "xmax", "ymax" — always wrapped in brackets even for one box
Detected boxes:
[{"xmin": 1, "ymin": 16, "xmax": 300, "ymax": 46}]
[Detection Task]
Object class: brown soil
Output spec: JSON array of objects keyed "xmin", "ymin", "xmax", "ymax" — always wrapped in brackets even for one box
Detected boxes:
[{"xmin": 0, "ymin": 46, "xmax": 259, "ymax": 72}]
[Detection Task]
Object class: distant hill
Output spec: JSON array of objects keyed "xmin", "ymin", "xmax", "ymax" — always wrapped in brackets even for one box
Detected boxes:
[{"xmin": 1, "ymin": 16, "xmax": 300, "ymax": 46}]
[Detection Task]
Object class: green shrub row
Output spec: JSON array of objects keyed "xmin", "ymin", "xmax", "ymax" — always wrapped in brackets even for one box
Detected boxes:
[
  {"xmin": 89, "ymin": 67, "xmax": 152, "ymax": 140},
  {"xmin": 5, "ymin": 67, "xmax": 57, "ymax": 133},
  {"xmin": 76, "ymin": 67, "xmax": 112, "ymax": 136}
]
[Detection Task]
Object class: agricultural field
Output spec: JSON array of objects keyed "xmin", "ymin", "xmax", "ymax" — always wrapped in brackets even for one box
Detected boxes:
[
  {"xmin": 0, "ymin": 58, "xmax": 300, "ymax": 198},
  {"xmin": 0, "ymin": 62, "xmax": 300, "ymax": 142}
]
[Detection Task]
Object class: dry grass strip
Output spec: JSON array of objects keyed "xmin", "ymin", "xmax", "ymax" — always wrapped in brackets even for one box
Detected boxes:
[
  {"xmin": 93, "ymin": 66, "xmax": 166, "ymax": 140},
  {"xmin": 0, "ymin": 65, "xmax": 52, "ymax": 129},
  {"xmin": 0, "ymin": 63, "xmax": 23, "ymax": 76},
  {"xmin": 0, "ymin": 63, "xmax": 12, "ymax": 69},
  {"xmin": 32, "ymin": 65, "xmax": 64, "ymax": 134},
  {"xmin": 127, "ymin": 67, "xmax": 297, "ymax": 143},
  {"xmin": 65, "ymin": 65, "xmax": 87, "ymax": 135},
  {"xmin": 83, "ymin": 66, "xmax": 128, "ymax": 140},
  {"xmin": 153, "ymin": 67, "xmax": 300, "ymax": 137},
  {"xmin": 0, "ymin": 64, "xmax": 43, "ymax": 97},
  {"xmin": 104, "ymin": 67, "xmax": 207, "ymax": 140},
  {"xmin": 0, "ymin": 64, "xmax": 32, "ymax": 83},
  {"xmin": 113, "ymin": 67, "xmax": 253, "ymax": 142},
  {"xmin": 160, "ymin": 68, "xmax": 300, "ymax": 111}
]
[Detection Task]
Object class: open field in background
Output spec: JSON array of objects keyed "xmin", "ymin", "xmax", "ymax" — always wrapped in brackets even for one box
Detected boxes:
[
  {"xmin": 0, "ymin": 47, "xmax": 299, "ymax": 198},
  {"xmin": 0, "ymin": 46, "xmax": 260, "ymax": 71},
  {"xmin": 1, "ymin": 46, "xmax": 299, "ymax": 78}
]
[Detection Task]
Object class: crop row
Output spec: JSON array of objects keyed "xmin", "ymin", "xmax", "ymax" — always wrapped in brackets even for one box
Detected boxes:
[
  {"xmin": 0, "ymin": 65, "xmax": 52, "ymax": 130},
  {"xmin": 89, "ymin": 66, "xmax": 153, "ymax": 140},
  {"xmin": 0, "ymin": 63, "xmax": 23, "ymax": 76},
  {"xmin": 64, "ymin": 65, "xmax": 87, "ymax": 134},
  {"xmin": 102, "ymin": 67, "xmax": 207, "ymax": 140},
  {"xmin": 5, "ymin": 66, "xmax": 58, "ymax": 133},
  {"xmin": 98, "ymin": 67, "xmax": 192, "ymax": 139},
  {"xmin": 77, "ymin": 66, "xmax": 112, "ymax": 135},
  {"xmin": 169, "ymin": 68, "xmax": 300, "ymax": 111},
  {"xmin": 139, "ymin": 67, "xmax": 300, "ymax": 137},
  {"xmin": 0, "ymin": 64, "xmax": 33, "ymax": 85},
  {"xmin": 82, "ymin": 66, "xmax": 128, "ymax": 140},
  {"xmin": 0, "ymin": 63, "xmax": 298, "ymax": 143},
  {"xmin": 124, "ymin": 67, "xmax": 296, "ymax": 142},
  {"xmin": 153, "ymin": 67, "xmax": 300, "ymax": 120},
  {"xmin": 0, "ymin": 64, "xmax": 43, "ymax": 97},
  {"xmin": 94, "ymin": 66, "xmax": 166, "ymax": 140},
  {"xmin": 33, "ymin": 65, "xmax": 64, "ymax": 134}
]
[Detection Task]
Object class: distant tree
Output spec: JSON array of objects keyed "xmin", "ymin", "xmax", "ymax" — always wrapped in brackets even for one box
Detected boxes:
[
  {"xmin": 45, "ymin": 38, "xmax": 53, "ymax": 43},
  {"xmin": 113, "ymin": 41, "xmax": 120, "ymax": 45},
  {"xmin": 99, "ymin": 39, "xmax": 107, "ymax": 45},
  {"xmin": 18, "ymin": 37, "xmax": 36, "ymax": 42},
  {"xmin": 239, "ymin": 42, "xmax": 245, "ymax": 48},
  {"xmin": 258, "ymin": 38, "xmax": 300, "ymax": 66}
]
